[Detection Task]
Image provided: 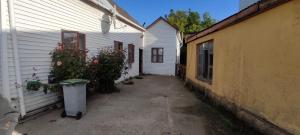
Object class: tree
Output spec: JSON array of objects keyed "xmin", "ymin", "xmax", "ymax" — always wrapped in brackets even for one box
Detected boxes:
[
  {"xmin": 165, "ymin": 9, "xmax": 217, "ymax": 65},
  {"xmin": 201, "ymin": 12, "xmax": 217, "ymax": 29},
  {"xmin": 186, "ymin": 9, "xmax": 202, "ymax": 33},
  {"xmin": 166, "ymin": 9, "xmax": 188, "ymax": 33},
  {"xmin": 165, "ymin": 9, "xmax": 217, "ymax": 34}
]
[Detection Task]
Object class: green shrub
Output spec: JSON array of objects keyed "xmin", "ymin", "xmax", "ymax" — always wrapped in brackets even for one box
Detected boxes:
[{"xmin": 49, "ymin": 43, "xmax": 87, "ymax": 83}]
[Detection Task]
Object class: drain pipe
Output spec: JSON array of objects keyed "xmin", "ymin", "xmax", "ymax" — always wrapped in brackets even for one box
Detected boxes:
[
  {"xmin": 0, "ymin": 0, "xmax": 11, "ymax": 102},
  {"xmin": 8, "ymin": 0, "xmax": 26, "ymax": 116}
]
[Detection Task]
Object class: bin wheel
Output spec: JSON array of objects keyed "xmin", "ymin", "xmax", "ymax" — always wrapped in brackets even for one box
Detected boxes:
[
  {"xmin": 76, "ymin": 112, "xmax": 82, "ymax": 120},
  {"xmin": 61, "ymin": 110, "xmax": 66, "ymax": 118}
]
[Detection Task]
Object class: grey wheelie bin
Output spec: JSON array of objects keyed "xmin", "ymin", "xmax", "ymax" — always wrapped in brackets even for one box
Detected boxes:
[{"xmin": 60, "ymin": 79, "xmax": 89, "ymax": 120}]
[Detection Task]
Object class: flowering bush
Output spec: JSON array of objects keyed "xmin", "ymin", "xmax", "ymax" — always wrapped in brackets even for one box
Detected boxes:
[
  {"xmin": 49, "ymin": 43, "xmax": 127, "ymax": 94},
  {"xmin": 86, "ymin": 48, "xmax": 128, "ymax": 93},
  {"xmin": 50, "ymin": 43, "xmax": 87, "ymax": 83}
]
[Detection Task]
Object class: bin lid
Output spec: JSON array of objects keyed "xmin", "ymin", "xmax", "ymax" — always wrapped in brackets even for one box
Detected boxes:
[{"xmin": 60, "ymin": 79, "xmax": 90, "ymax": 86}]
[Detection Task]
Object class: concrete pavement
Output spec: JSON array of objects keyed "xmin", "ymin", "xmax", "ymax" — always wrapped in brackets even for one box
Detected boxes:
[{"xmin": 14, "ymin": 75, "xmax": 259, "ymax": 135}]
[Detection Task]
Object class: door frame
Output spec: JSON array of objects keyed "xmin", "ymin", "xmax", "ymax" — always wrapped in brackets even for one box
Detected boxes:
[{"xmin": 139, "ymin": 49, "xmax": 143, "ymax": 75}]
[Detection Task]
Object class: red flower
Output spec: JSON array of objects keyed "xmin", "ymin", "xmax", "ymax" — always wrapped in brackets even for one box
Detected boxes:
[
  {"xmin": 93, "ymin": 59, "xmax": 99, "ymax": 64},
  {"xmin": 58, "ymin": 45, "xmax": 63, "ymax": 50}
]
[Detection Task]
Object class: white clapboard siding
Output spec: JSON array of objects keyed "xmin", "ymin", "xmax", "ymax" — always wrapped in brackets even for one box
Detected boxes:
[
  {"xmin": 0, "ymin": 0, "xmax": 144, "ymax": 113},
  {"xmin": 144, "ymin": 19, "xmax": 179, "ymax": 76}
]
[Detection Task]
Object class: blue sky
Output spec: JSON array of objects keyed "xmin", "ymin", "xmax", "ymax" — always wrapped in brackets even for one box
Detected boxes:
[{"xmin": 113, "ymin": 0, "xmax": 240, "ymax": 26}]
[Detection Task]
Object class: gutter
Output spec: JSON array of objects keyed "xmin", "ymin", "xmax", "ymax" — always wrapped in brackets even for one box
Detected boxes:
[
  {"xmin": 186, "ymin": 0, "xmax": 291, "ymax": 43},
  {"xmin": 8, "ymin": 0, "xmax": 26, "ymax": 116},
  {"xmin": 0, "ymin": 0, "xmax": 11, "ymax": 102},
  {"xmin": 114, "ymin": 12, "xmax": 145, "ymax": 31}
]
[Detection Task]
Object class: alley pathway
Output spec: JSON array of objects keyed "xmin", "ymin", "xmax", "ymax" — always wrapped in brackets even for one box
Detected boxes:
[{"xmin": 15, "ymin": 75, "xmax": 259, "ymax": 135}]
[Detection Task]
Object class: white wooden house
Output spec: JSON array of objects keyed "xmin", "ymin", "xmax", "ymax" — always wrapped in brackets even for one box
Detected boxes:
[
  {"xmin": 0, "ymin": 0, "xmax": 182, "ymax": 118},
  {"xmin": 144, "ymin": 17, "xmax": 182, "ymax": 76},
  {"xmin": 0, "ymin": 0, "xmax": 145, "ymax": 117}
]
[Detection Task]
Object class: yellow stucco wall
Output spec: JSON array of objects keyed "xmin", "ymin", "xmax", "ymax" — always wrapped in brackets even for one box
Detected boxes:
[{"xmin": 186, "ymin": 1, "xmax": 300, "ymax": 134}]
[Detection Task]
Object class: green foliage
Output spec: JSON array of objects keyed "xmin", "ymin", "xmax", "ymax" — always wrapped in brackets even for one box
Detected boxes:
[
  {"xmin": 201, "ymin": 12, "xmax": 217, "ymax": 29},
  {"xmin": 49, "ymin": 43, "xmax": 87, "ymax": 83},
  {"xmin": 26, "ymin": 80, "xmax": 42, "ymax": 91},
  {"xmin": 86, "ymin": 48, "xmax": 127, "ymax": 93},
  {"xmin": 166, "ymin": 9, "xmax": 188, "ymax": 33},
  {"xmin": 166, "ymin": 9, "xmax": 217, "ymax": 33},
  {"xmin": 28, "ymin": 44, "xmax": 128, "ymax": 94},
  {"xmin": 166, "ymin": 10, "xmax": 216, "ymax": 66}
]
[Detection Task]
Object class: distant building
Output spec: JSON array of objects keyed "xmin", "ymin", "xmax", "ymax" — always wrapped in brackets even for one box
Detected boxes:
[
  {"xmin": 240, "ymin": 0, "xmax": 259, "ymax": 10},
  {"xmin": 144, "ymin": 17, "xmax": 182, "ymax": 76}
]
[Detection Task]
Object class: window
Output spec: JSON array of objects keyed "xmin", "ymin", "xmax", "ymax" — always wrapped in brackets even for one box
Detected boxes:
[
  {"xmin": 151, "ymin": 48, "xmax": 163, "ymax": 63},
  {"xmin": 197, "ymin": 41, "xmax": 213, "ymax": 82},
  {"xmin": 128, "ymin": 44, "xmax": 135, "ymax": 63},
  {"xmin": 114, "ymin": 41, "xmax": 123, "ymax": 52},
  {"xmin": 61, "ymin": 31, "xmax": 86, "ymax": 52}
]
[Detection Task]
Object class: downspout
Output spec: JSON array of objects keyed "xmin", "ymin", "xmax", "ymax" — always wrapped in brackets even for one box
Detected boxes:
[
  {"xmin": 0, "ymin": 0, "xmax": 11, "ymax": 102},
  {"xmin": 8, "ymin": 0, "xmax": 26, "ymax": 116}
]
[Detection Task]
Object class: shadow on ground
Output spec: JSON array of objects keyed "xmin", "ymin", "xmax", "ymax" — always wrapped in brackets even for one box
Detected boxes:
[{"xmin": 14, "ymin": 75, "xmax": 262, "ymax": 135}]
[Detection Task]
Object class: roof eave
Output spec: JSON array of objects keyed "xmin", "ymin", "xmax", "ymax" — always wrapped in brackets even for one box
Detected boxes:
[{"xmin": 186, "ymin": 0, "xmax": 291, "ymax": 44}]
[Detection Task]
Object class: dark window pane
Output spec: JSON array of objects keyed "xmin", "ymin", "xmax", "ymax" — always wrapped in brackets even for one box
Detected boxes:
[
  {"xmin": 158, "ymin": 56, "xmax": 163, "ymax": 63},
  {"xmin": 209, "ymin": 67, "xmax": 213, "ymax": 80},
  {"xmin": 158, "ymin": 49, "xmax": 163, "ymax": 55},
  {"xmin": 209, "ymin": 54, "xmax": 213, "ymax": 66},
  {"xmin": 203, "ymin": 50, "xmax": 209, "ymax": 79},
  {"xmin": 119, "ymin": 43, "xmax": 123, "ymax": 50},
  {"xmin": 152, "ymin": 49, "xmax": 157, "ymax": 55},
  {"xmin": 152, "ymin": 48, "xmax": 163, "ymax": 63},
  {"xmin": 63, "ymin": 32, "xmax": 77, "ymax": 49},
  {"xmin": 128, "ymin": 44, "xmax": 135, "ymax": 63},
  {"xmin": 78, "ymin": 34, "xmax": 85, "ymax": 51},
  {"xmin": 114, "ymin": 41, "xmax": 123, "ymax": 51},
  {"xmin": 152, "ymin": 56, "xmax": 157, "ymax": 62},
  {"xmin": 197, "ymin": 41, "xmax": 213, "ymax": 81}
]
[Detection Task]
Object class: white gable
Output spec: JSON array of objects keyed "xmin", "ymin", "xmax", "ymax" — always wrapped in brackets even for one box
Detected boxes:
[{"xmin": 144, "ymin": 19, "xmax": 180, "ymax": 76}]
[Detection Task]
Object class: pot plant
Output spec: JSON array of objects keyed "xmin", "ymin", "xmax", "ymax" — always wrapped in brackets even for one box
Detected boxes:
[{"xmin": 50, "ymin": 43, "xmax": 89, "ymax": 120}]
